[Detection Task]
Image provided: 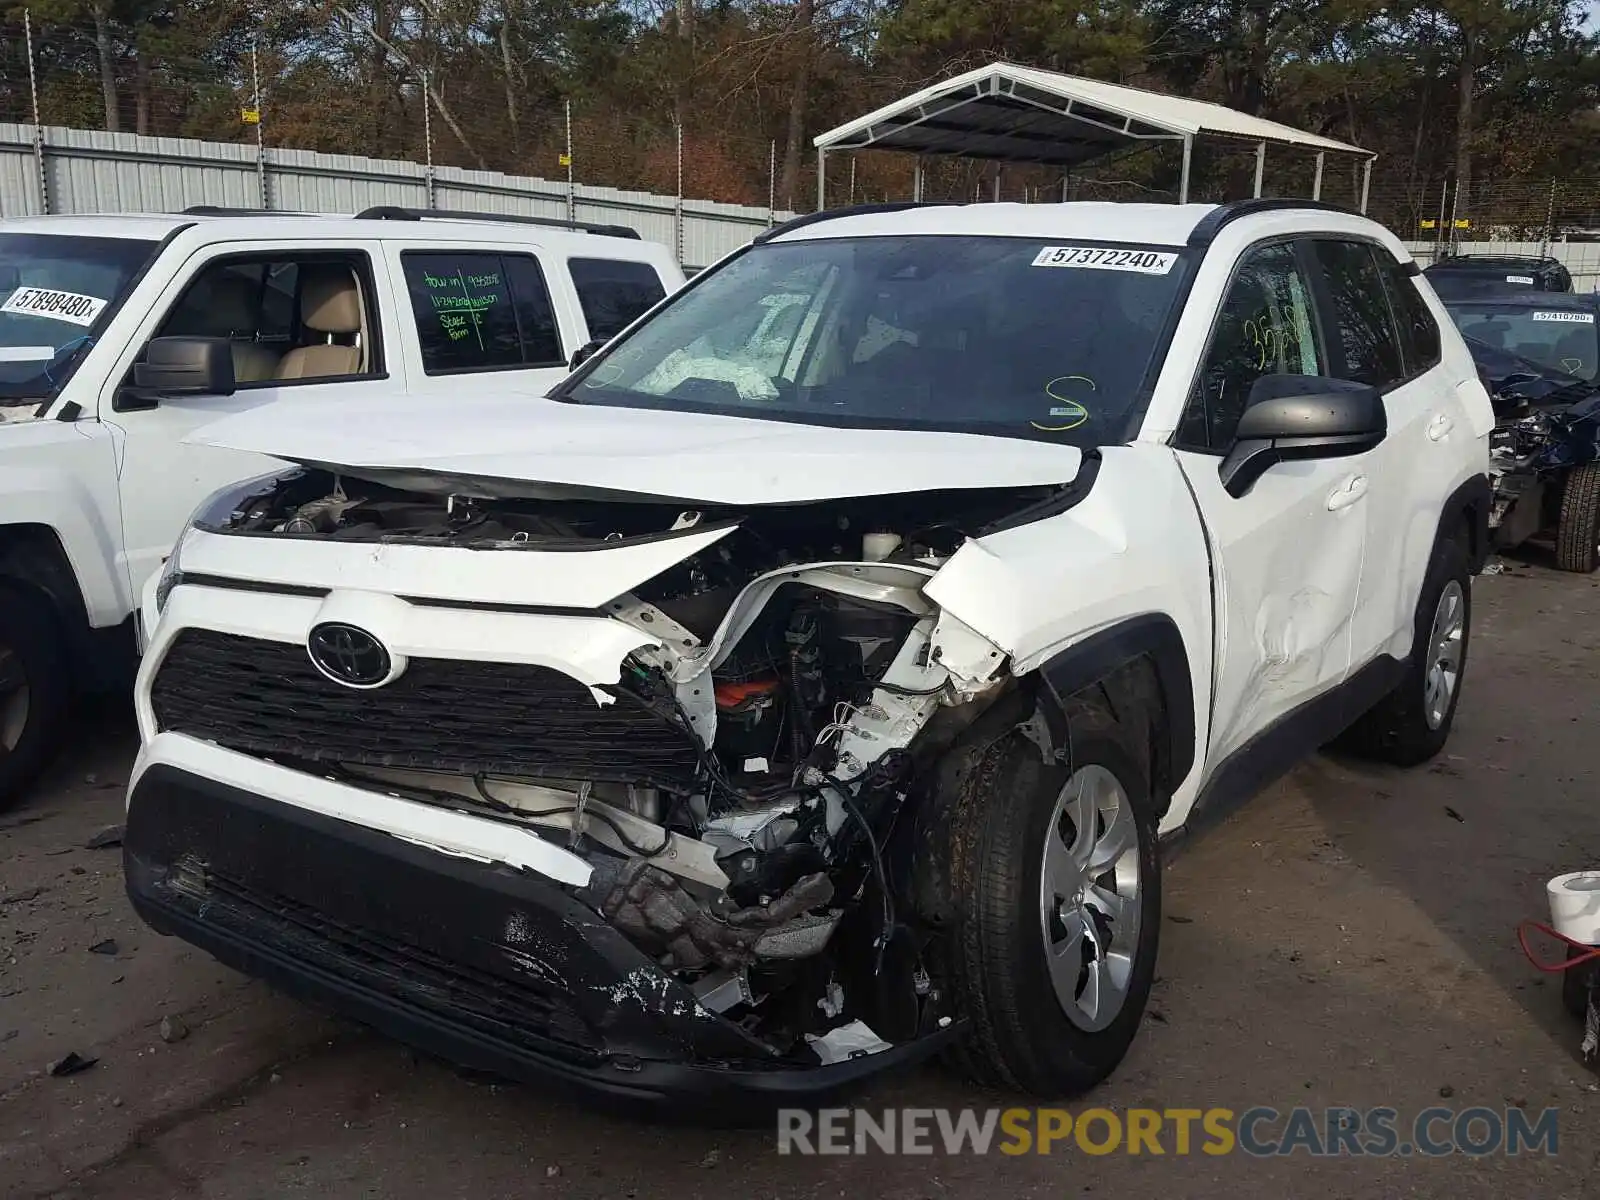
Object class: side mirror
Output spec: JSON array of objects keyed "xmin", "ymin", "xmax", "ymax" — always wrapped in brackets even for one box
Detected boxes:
[
  {"xmin": 569, "ymin": 339, "xmax": 606, "ymax": 371},
  {"xmin": 1220, "ymin": 375, "xmax": 1387, "ymax": 498},
  {"xmin": 130, "ymin": 336, "xmax": 236, "ymax": 399}
]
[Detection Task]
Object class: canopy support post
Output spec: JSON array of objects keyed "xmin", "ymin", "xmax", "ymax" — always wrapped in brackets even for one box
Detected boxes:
[
  {"xmin": 1179, "ymin": 135, "xmax": 1193, "ymax": 204},
  {"xmin": 1253, "ymin": 142, "xmax": 1266, "ymax": 198},
  {"xmin": 1312, "ymin": 152, "xmax": 1324, "ymax": 201},
  {"xmin": 816, "ymin": 148, "xmax": 826, "ymax": 211},
  {"xmin": 913, "ymin": 158, "xmax": 923, "ymax": 202},
  {"xmin": 992, "ymin": 169, "xmax": 1001, "ymax": 202},
  {"xmin": 1360, "ymin": 157, "xmax": 1373, "ymax": 214}
]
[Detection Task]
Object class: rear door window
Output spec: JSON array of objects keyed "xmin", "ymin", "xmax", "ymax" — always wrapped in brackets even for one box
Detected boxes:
[
  {"xmin": 569, "ymin": 258, "xmax": 667, "ymax": 340},
  {"xmin": 402, "ymin": 252, "xmax": 564, "ymax": 374},
  {"xmin": 1311, "ymin": 241, "xmax": 1407, "ymax": 388},
  {"xmin": 1376, "ymin": 258, "xmax": 1442, "ymax": 375}
]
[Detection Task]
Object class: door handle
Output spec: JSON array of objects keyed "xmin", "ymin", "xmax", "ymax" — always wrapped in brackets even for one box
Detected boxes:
[
  {"xmin": 1427, "ymin": 413, "xmax": 1454, "ymax": 441},
  {"xmin": 1327, "ymin": 474, "xmax": 1369, "ymax": 511}
]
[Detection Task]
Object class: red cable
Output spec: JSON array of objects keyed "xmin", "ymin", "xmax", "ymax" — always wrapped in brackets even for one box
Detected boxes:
[{"xmin": 1517, "ymin": 920, "xmax": 1600, "ymax": 974}]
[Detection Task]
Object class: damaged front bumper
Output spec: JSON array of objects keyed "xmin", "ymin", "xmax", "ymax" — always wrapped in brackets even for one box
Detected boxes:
[{"xmin": 123, "ymin": 746, "xmax": 960, "ymax": 1120}]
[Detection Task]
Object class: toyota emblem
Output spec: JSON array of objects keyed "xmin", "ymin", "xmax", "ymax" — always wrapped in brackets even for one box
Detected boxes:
[{"xmin": 307, "ymin": 622, "xmax": 393, "ymax": 687}]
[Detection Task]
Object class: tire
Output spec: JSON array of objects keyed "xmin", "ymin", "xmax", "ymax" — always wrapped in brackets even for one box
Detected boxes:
[
  {"xmin": 1339, "ymin": 533, "xmax": 1471, "ymax": 767},
  {"xmin": 0, "ymin": 584, "xmax": 70, "ymax": 812},
  {"xmin": 939, "ymin": 694, "xmax": 1161, "ymax": 1095},
  {"xmin": 1555, "ymin": 462, "xmax": 1600, "ymax": 574}
]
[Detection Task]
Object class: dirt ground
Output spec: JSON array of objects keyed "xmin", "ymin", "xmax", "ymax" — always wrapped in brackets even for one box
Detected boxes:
[{"xmin": 1, "ymin": 562, "xmax": 1597, "ymax": 1199}]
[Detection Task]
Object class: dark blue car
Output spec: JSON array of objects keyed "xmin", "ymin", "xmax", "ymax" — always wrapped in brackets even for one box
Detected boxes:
[
  {"xmin": 1440, "ymin": 290, "xmax": 1600, "ymax": 571},
  {"xmin": 1424, "ymin": 253, "xmax": 1574, "ymax": 299}
]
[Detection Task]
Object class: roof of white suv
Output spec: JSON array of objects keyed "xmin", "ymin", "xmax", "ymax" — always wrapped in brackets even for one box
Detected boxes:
[
  {"xmin": 0, "ymin": 210, "xmax": 667, "ymax": 259},
  {"xmin": 761, "ymin": 199, "xmax": 1406, "ymax": 256},
  {"xmin": 772, "ymin": 201, "xmax": 1222, "ymax": 246}
]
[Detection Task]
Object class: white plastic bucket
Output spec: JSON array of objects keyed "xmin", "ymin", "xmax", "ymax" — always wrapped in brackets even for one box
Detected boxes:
[{"xmin": 1546, "ymin": 871, "xmax": 1600, "ymax": 945}]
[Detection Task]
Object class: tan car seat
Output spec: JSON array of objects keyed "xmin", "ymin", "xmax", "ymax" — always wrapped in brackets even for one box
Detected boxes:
[
  {"xmin": 276, "ymin": 265, "xmax": 364, "ymax": 380},
  {"xmin": 163, "ymin": 273, "xmax": 281, "ymax": 383},
  {"xmin": 213, "ymin": 278, "xmax": 282, "ymax": 383}
]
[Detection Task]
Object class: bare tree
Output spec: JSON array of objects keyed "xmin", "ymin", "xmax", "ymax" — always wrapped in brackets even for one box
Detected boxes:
[
  {"xmin": 778, "ymin": 0, "xmax": 814, "ymax": 209},
  {"xmin": 92, "ymin": 1, "xmax": 119, "ymax": 131},
  {"xmin": 337, "ymin": 2, "xmax": 487, "ymax": 168}
]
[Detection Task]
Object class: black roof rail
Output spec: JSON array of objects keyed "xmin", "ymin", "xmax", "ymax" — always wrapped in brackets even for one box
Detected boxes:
[
  {"xmin": 352, "ymin": 206, "xmax": 641, "ymax": 240},
  {"xmin": 181, "ymin": 205, "xmax": 322, "ymax": 217},
  {"xmin": 754, "ymin": 201, "xmax": 960, "ymax": 244},
  {"xmin": 1434, "ymin": 253, "xmax": 1562, "ymax": 265},
  {"xmin": 1186, "ymin": 198, "xmax": 1362, "ymax": 247}
]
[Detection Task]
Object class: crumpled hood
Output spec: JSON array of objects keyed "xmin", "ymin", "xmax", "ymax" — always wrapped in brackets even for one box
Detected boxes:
[{"xmin": 185, "ymin": 393, "xmax": 1084, "ymax": 504}]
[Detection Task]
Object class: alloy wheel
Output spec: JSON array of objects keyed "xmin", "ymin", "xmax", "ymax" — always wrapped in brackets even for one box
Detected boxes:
[
  {"xmin": 1424, "ymin": 580, "xmax": 1466, "ymax": 730},
  {"xmin": 1038, "ymin": 764, "xmax": 1143, "ymax": 1032}
]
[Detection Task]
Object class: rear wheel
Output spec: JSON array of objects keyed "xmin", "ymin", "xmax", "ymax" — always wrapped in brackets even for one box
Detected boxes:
[
  {"xmin": 1340, "ymin": 534, "xmax": 1471, "ymax": 766},
  {"xmin": 1555, "ymin": 462, "xmax": 1600, "ymax": 574},
  {"xmin": 0, "ymin": 585, "xmax": 69, "ymax": 811},
  {"xmin": 940, "ymin": 695, "xmax": 1161, "ymax": 1094}
]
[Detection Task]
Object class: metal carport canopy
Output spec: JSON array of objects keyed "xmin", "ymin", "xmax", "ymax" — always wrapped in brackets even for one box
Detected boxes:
[{"xmin": 812, "ymin": 62, "xmax": 1374, "ymax": 211}]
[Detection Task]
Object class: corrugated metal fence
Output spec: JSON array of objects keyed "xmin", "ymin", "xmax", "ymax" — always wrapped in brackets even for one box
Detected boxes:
[
  {"xmin": 0, "ymin": 123, "xmax": 794, "ymax": 270},
  {"xmin": 12, "ymin": 124, "xmax": 1600, "ymax": 285}
]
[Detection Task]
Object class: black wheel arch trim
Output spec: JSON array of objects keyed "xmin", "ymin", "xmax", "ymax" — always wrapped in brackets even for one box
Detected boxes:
[
  {"xmin": 0, "ymin": 523, "xmax": 133, "ymax": 692},
  {"xmin": 1440, "ymin": 473, "xmax": 1492, "ymax": 575},
  {"xmin": 1035, "ymin": 613, "xmax": 1196, "ymax": 794}
]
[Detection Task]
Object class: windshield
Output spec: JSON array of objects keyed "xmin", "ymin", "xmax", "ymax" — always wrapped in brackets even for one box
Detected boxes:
[
  {"xmin": 0, "ymin": 233, "xmax": 158, "ymax": 404},
  {"xmin": 1446, "ymin": 302, "xmax": 1599, "ymax": 381},
  {"xmin": 559, "ymin": 235, "xmax": 1192, "ymax": 444}
]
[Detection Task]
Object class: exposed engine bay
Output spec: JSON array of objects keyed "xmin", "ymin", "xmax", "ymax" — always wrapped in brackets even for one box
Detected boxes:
[
  {"xmin": 1484, "ymin": 380, "xmax": 1600, "ymax": 549},
  {"xmin": 196, "ymin": 466, "xmax": 1081, "ymax": 1062}
]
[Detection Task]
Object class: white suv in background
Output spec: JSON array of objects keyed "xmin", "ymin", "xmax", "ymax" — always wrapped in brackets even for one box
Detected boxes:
[
  {"xmin": 125, "ymin": 199, "xmax": 1491, "ymax": 1119},
  {"xmin": 0, "ymin": 207, "xmax": 682, "ymax": 805}
]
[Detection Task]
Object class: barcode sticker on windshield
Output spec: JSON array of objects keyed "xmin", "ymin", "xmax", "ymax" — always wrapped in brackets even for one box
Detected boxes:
[
  {"xmin": 0, "ymin": 287, "xmax": 107, "ymax": 327},
  {"xmin": 1532, "ymin": 311, "xmax": 1594, "ymax": 323},
  {"xmin": 1032, "ymin": 246, "xmax": 1177, "ymax": 275},
  {"xmin": 1506, "ymin": 275, "xmax": 1536, "ymax": 284}
]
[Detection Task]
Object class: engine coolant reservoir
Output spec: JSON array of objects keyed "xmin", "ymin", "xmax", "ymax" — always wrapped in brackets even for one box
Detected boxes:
[{"xmin": 862, "ymin": 531, "xmax": 902, "ymax": 562}]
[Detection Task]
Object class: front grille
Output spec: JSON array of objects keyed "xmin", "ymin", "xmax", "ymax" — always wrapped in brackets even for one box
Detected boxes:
[
  {"xmin": 183, "ymin": 860, "xmax": 605, "ymax": 1061},
  {"xmin": 151, "ymin": 629, "xmax": 701, "ymax": 788}
]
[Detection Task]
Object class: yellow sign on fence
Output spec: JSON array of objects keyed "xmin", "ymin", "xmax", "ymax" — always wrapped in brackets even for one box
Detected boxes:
[
  {"xmin": 240, "ymin": 108, "xmax": 260, "ymax": 125},
  {"xmin": 558, "ymin": 152, "xmax": 572, "ymax": 167}
]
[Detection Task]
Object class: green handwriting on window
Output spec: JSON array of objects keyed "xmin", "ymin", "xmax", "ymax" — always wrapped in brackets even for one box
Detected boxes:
[
  {"xmin": 417, "ymin": 261, "xmax": 508, "ymax": 353},
  {"xmin": 430, "ymin": 293, "xmax": 500, "ymax": 312}
]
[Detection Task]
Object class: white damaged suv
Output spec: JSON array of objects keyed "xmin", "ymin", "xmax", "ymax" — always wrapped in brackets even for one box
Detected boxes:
[{"xmin": 125, "ymin": 199, "xmax": 1492, "ymax": 1117}]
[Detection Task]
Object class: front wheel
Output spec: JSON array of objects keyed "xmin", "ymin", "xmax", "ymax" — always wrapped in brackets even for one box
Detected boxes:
[
  {"xmin": 0, "ymin": 585, "xmax": 70, "ymax": 811},
  {"xmin": 1339, "ymin": 535, "xmax": 1471, "ymax": 766},
  {"xmin": 1555, "ymin": 462, "xmax": 1600, "ymax": 574},
  {"xmin": 939, "ymin": 696, "xmax": 1161, "ymax": 1094}
]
